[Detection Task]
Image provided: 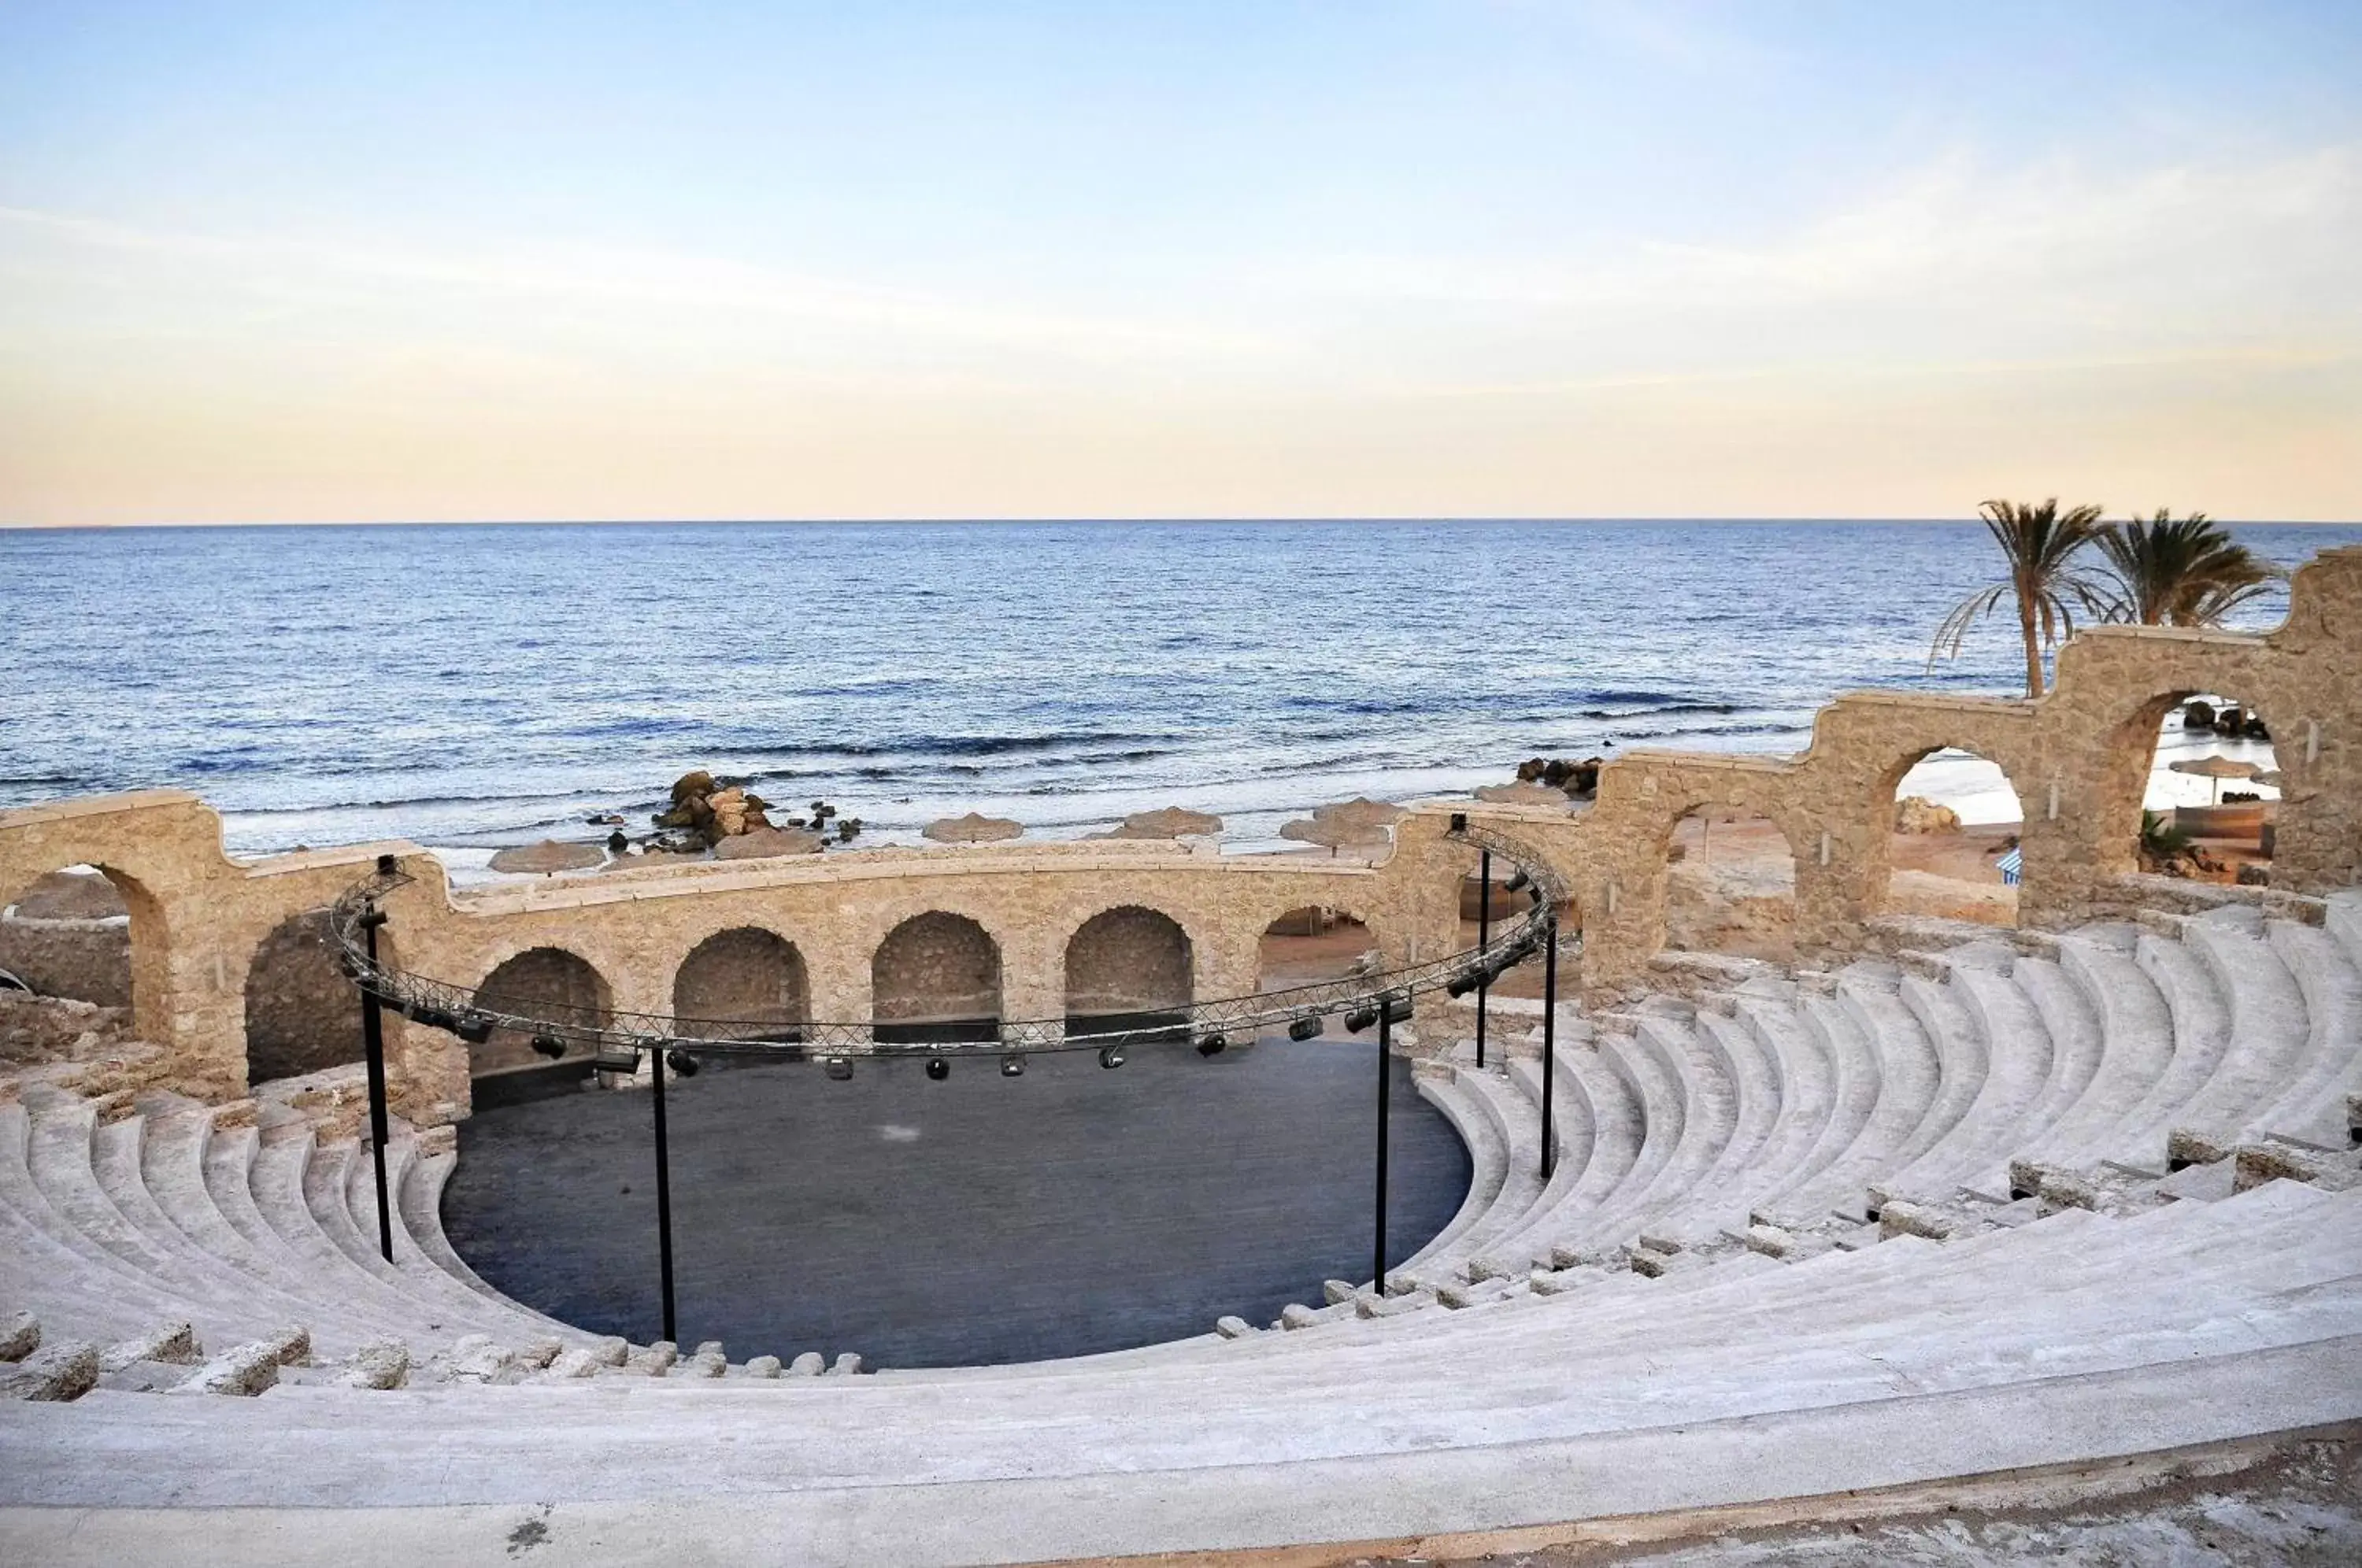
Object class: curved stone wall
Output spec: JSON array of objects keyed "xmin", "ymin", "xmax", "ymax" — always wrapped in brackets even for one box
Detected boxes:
[{"xmin": 2, "ymin": 544, "xmax": 2355, "ymax": 1123}]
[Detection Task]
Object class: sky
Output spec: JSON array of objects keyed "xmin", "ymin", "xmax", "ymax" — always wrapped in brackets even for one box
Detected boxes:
[{"xmin": 1, "ymin": 1, "xmax": 2357, "ymax": 526}]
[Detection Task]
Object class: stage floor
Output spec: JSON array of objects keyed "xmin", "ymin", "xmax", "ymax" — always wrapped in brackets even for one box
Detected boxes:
[{"xmin": 442, "ymin": 1038, "xmax": 1472, "ymax": 1367}]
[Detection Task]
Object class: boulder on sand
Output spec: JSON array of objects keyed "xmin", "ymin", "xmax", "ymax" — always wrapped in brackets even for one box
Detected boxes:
[
  {"xmin": 487, "ymin": 840, "xmax": 605, "ymax": 875},
  {"xmin": 1514, "ymin": 757, "xmax": 1605, "ymax": 798},
  {"xmin": 652, "ymin": 770, "xmax": 773, "ymax": 845},
  {"xmin": 1893, "ymin": 796, "xmax": 1962, "ymax": 835}
]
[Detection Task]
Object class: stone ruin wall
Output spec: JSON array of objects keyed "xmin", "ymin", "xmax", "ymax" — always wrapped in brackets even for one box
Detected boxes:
[{"xmin": 1, "ymin": 544, "xmax": 2353, "ymax": 1124}]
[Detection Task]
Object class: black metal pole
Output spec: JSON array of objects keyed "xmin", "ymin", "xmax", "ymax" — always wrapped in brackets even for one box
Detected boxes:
[
  {"xmin": 1475, "ymin": 849, "xmax": 1492, "ymax": 1069},
  {"xmin": 358, "ymin": 910, "xmax": 394, "ymax": 1263},
  {"xmin": 1373, "ymin": 1004, "xmax": 1392, "ymax": 1292},
  {"xmin": 651, "ymin": 1049, "xmax": 677, "ymax": 1344},
  {"xmin": 1541, "ymin": 914, "xmax": 1558, "ymax": 1181}
]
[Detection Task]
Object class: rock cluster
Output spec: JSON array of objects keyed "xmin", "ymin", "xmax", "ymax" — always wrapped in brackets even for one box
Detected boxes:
[
  {"xmin": 1893, "ymin": 795, "xmax": 1963, "ymax": 834},
  {"xmin": 2184, "ymin": 700, "xmax": 2271, "ymax": 739},
  {"xmin": 653, "ymin": 771, "xmax": 774, "ymax": 845},
  {"xmin": 1514, "ymin": 757, "xmax": 1604, "ymax": 798}
]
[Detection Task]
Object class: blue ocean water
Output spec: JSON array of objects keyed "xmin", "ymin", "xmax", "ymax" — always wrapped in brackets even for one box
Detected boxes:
[{"xmin": 2, "ymin": 520, "xmax": 2352, "ymax": 863}]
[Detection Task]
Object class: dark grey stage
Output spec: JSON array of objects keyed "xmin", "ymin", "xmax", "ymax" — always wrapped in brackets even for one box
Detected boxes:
[{"xmin": 442, "ymin": 1039, "xmax": 1472, "ymax": 1367}]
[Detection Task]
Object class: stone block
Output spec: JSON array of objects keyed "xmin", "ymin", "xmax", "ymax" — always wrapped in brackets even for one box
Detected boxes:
[
  {"xmin": 102, "ymin": 1321, "xmax": 199, "ymax": 1371},
  {"xmin": 0, "ymin": 1341, "xmax": 98, "ymax": 1402},
  {"xmin": 827, "ymin": 1353, "xmax": 864, "ymax": 1375},
  {"xmin": 2167, "ymin": 1126, "xmax": 2235, "ymax": 1170},
  {"xmin": 517, "ymin": 1337, "xmax": 564, "ymax": 1370},
  {"xmin": 694, "ymin": 1340, "xmax": 725, "ymax": 1359},
  {"xmin": 1877, "ymin": 1200, "xmax": 1954, "ymax": 1241},
  {"xmin": 690, "ymin": 1352, "xmax": 727, "ymax": 1378},
  {"xmin": 258, "ymin": 1326, "xmax": 311, "ymax": 1366},
  {"xmin": 449, "ymin": 1335, "xmax": 516, "ymax": 1383},
  {"xmin": 744, "ymin": 1355, "xmax": 782, "ymax": 1378},
  {"xmin": 1320, "ymin": 1279, "xmax": 1357, "ymax": 1306},
  {"xmin": 345, "ymin": 1341, "xmax": 410, "ymax": 1390},
  {"xmin": 1212, "ymin": 1316, "xmax": 1255, "ymax": 1340},
  {"xmin": 1278, "ymin": 1304, "xmax": 1320, "ymax": 1329},
  {"xmin": 587, "ymin": 1336, "xmax": 629, "ymax": 1366},
  {"xmin": 176, "ymin": 1341, "xmax": 280, "ymax": 1397},
  {"xmin": 789, "ymin": 1352, "xmax": 825, "ymax": 1376},
  {"xmin": 0, "ymin": 1311, "xmax": 41, "ymax": 1363}
]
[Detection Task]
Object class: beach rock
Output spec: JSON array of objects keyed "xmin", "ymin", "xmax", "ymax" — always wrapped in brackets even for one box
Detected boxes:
[
  {"xmin": 670, "ymin": 770, "xmax": 717, "ymax": 805},
  {"xmin": 2182, "ymin": 700, "xmax": 2216, "ymax": 729},
  {"xmin": 2236, "ymin": 864, "xmax": 2271, "ymax": 886},
  {"xmin": 1893, "ymin": 796, "xmax": 1962, "ymax": 834},
  {"xmin": 1516, "ymin": 758, "xmax": 1603, "ymax": 797},
  {"xmin": 713, "ymin": 827, "xmax": 826, "ymax": 861},
  {"xmin": 2213, "ymin": 706, "xmax": 2245, "ymax": 735}
]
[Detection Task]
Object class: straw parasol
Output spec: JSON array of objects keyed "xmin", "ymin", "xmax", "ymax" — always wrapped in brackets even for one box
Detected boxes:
[
  {"xmin": 1312, "ymin": 797, "xmax": 1406, "ymax": 831},
  {"xmin": 1098, "ymin": 806, "xmax": 1224, "ymax": 841},
  {"xmin": 487, "ymin": 839, "xmax": 605, "ymax": 875},
  {"xmin": 923, "ymin": 812, "xmax": 1024, "ymax": 844},
  {"xmin": 1279, "ymin": 815, "xmax": 1390, "ymax": 857},
  {"xmin": 1473, "ymin": 782, "xmax": 1569, "ymax": 808},
  {"xmin": 713, "ymin": 826, "xmax": 826, "ymax": 860},
  {"xmin": 2168, "ymin": 755, "xmax": 2262, "ymax": 804},
  {"xmin": 2252, "ymin": 769, "xmax": 2287, "ymax": 790}
]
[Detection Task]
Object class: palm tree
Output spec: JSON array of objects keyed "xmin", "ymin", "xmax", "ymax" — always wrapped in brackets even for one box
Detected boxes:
[
  {"xmin": 1930, "ymin": 498, "xmax": 2107, "ymax": 698},
  {"xmin": 2090, "ymin": 511, "xmax": 2282, "ymax": 627}
]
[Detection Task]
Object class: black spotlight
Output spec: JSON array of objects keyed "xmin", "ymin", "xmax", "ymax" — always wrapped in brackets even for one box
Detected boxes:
[
  {"xmin": 1343, "ymin": 1004, "xmax": 1379, "ymax": 1034},
  {"xmin": 530, "ymin": 1033, "xmax": 568, "ymax": 1060},
  {"xmin": 665, "ymin": 1048, "xmax": 701, "ymax": 1078},
  {"xmin": 454, "ymin": 1013, "xmax": 494, "ymax": 1045},
  {"xmin": 1505, "ymin": 869, "xmax": 1531, "ymax": 893},
  {"xmin": 1446, "ymin": 970, "xmax": 1479, "ymax": 999},
  {"xmin": 1000, "ymin": 1054, "xmax": 1025, "ymax": 1078},
  {"xmin": 590, "ymin": 1043, "xmax": 641, "ymax": 1074},
  {"xmin": 409, "ymin": 1005, "xmax": 456, "ymax": 1034},
  {"xmin": 1383, "ymin": 993, "xmax": 1414, "ymax": 1026},
  {"xmin": 924, "ymin": 1056, "xmax": 950, "ymax": 1082},
  {"xmin": 1196, "ymin": 1033, "xmax": 1227, "ymax": 1057},
  {"xmin": 1098, "ymin": 1045, "xmax": 1126, "ymax": 1070},
  {"xmin": 1287, "ymin": 1013, "xmax": 1324, "ymax": 1041},
  {"xmin": 823, "ymin": 1056, "xmax": 854, "ymax": 1081}
]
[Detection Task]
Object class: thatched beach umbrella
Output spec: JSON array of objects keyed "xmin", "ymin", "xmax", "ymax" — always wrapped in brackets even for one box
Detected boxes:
[
  {"xmin": 2169, "ymin": 755, "xmax": 2261, "ymax": 804},
  {"xmin": 1312, "ymin": 797, "xmax": 1405, "ymax": 831},
  {"xmin": 713, "ymin": 826, "xmax": 827, "ymax": 860},
  {"xmin": 2252, "ymin": 769, "xmax": 2287, "ymax": 791},
  {"xmin": 1474, "ymin": 782, "xmax": 1571, "ymax": 808},
  {"xmin": 1098, "ymin": 805, "xmax": 1224, "ymax": 840},
  {"xmin": 487, "ymin": 839, "xmax": 605, "ymax": 875},
  {"xmin": 923, "ymin": 811, "xmax": 1024, "ymax": 844},
  {"xmin": 1279, "ymin": 815, "xmax": 1390, "ymax": 857}
]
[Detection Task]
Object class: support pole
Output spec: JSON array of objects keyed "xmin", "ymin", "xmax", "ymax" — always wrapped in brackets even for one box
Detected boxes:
[
  {"xmin": 1475, "ymin": 849, "xmax": 1491, "ymax": 1069},
  {"xmin": 358, "ymin": 908, "xmax": 394, "ymax": 1263},
  {"xmin": 651, "ymin": 1048, "xmax": 678, "ymax": 1344},
  {"xmin": 1541, "ymin": 914, "xmax": 1558, "ymax": 1180},
  {"xmin": 1373, "ymin": 1004, "xmax": 1392, "ymax": 1293}
]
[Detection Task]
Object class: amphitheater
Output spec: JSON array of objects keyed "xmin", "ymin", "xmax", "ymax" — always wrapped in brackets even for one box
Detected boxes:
[{"xmin": 2, "ymin": 546, "xmax": 2359, "ymax": 1564}]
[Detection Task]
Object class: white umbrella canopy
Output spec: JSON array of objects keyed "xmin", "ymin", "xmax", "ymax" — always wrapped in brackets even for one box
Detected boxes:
[
  {"xmin": 923, "ymin": 812, "xmax": 1024, "ymax": 844},
  {"xmin": 487, "ymin": 839, "xmax": 605, "ymax": 875},
  {"xmin": 1097, "ymin": 806, "xmax": 1224, "ymax": 840},
  {"xmin": 2170, "ymin": 755, "xmax": 2263, "ymax": 804}
]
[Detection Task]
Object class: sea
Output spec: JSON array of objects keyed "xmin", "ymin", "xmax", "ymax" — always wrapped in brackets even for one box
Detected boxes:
[{"xmin": 3, "ymin": 520, "xmax": 2352, "ymax": 877}]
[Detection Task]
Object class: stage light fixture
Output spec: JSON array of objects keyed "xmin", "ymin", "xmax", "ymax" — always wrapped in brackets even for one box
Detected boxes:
[
  {"xmin": 823, "ymin": 1056, "xmax": 854, "ymax": 1081},
  {"xmin": 1098, "ymin": 1045, "xmax": 1126, "ymax": 1070},
  {"xmin": 530, "ymin": 1033, "xmax": 568, "ymax": 1060},
  {"xmin": 1505, "ymin": 870, "xmax": 1531, "ymax": 893},
  {"xmin": 454, "ymin": 1013, "xmax": 494, "ymax": 1045},
  {"xmin": 924, "ymin": 1056, "xmax": 950, "ymax": 1082},
  {"xmin": 1447, "ymin": 971, "xmax": 1479, "ymax": 998},
  {"xmin": 409, "ymin": 1005, "xmax": 456, "ymax": 1034},
  {"xmin": 1287, "ymin": 1013, "xmax": 1325, "ymax": 1041},
  {"xmin": 1344, "ymin": 1004, "xmax": 1378, "ymax": 1034},
  {"xmin": 1196, "ymin": 1033, "xmax": 1227, "ymax": 1057},
  {"xmin": 1000, "ymin": 1054, "xmax": 1025, "ymax": 1078},
  {"xmin": 665, "ymin": 1048, "xmax": 701, "ymax": 1078},
  {"xmin": 1383, "ymin": 993, "xmax": 1413, "ymax": 1026},
  {"xmin": 590, "ymin": 1044, "xmax": 642, "ymax": 1074}
]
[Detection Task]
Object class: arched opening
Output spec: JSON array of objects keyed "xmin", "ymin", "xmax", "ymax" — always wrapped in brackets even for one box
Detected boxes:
[
  {"xmin": 1879, "ymin": 749, "xmax": 2023, "ymax": 927},
  {"xmin": 471, "ymin": 948, "xmax": 613, "ymax": 1104},
  {"xmin": 2128, "ymin": 693, "xmax": 2279, "ymax": 886},
  {"xmin": 1064, "ymin": 906, "xmax": 1192, "ymax": 1041},
  {"xmin": 872, "ymin": 912, "xmax": 1001, "ymax": 1045},
  {"xmin": 242, "ymin": 908, "xmax": 362, "ymax": 1085},
  {"xmin": 0, "ymin": 867, "xmax": 131, "ymax": 1005},
  {"xmin": 1664, "ymin": 806, "xmax": 1798, "ymax": 963},
  {"xmin": 672, "ymin": 927, "xmax": 810, "ymax": 1044},
  {"xmin": 1257, "ymin": 906, "xmax": 1376, "ymax": 1041}
]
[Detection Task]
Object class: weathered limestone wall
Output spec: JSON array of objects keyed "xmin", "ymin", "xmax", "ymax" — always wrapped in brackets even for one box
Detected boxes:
[
  {"xmin": 0, "ymin": 914, "xmax": 131, "ymax": 1006},
  {"xmin": 2, "ymin": 545, "xmax": 2353, "ymax": 1120},
  {"xmin": 671, "ymin": 928, "xmax": 809, "ymax": 1036},
  {"xmin": 1064, "ymin": 906, "xmax": 1193, "ymax": 1015},
  {"xmin": 872, "ymin": 912, "xmax": 1003, "ymax": 1024},
  {"xmin": 240, "ymin": 910, "xmax": 363, "ymax": 1083}
]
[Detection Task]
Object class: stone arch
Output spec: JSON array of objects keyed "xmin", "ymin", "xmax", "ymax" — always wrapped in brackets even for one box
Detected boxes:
[
  {"xmin": 872, "ymin": 912, "xmax": 1002, "ymax": 1045},
  {"xmin": 472, "ymin": 946, "xmax": 613, "ymax": 1078},
  {"xmin": 1257, "ymin": 904, "xmax": 1378, "ymax": 993},
  {"xmin": 0, "ymin": 863, "xmax": 162, "ymax": 1047},
  {"xmin": 672, "ymin": 926, "xmax": 810, "ymax": 1041},
  {"xmin": 1064, "ymin": 905, "xmax": 1193, "ymax": 1037},
  {"xmin": 242, "ymin": 907, "xmax": 363, "ymax": 1085},
  {"xmin": 1662, "ymin": 802, "xmax": 1802, "ymax": 963},
  {"xmin": 1869, "ymin": 745, "xmax": 2027, "ymax": 927},
  {"xmin": 2094, "ymin": 687, "xmax": 2283, "ymax": 884}
]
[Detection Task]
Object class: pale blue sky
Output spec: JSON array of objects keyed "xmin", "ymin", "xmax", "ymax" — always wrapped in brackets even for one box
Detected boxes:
[{"xmin": 2, "ymin": 2, "xmax": 2357, "ymax": 523}]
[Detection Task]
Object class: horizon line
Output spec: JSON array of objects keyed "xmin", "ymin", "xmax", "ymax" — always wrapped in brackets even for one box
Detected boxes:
[{"xmin": 6, "ymin": 514, "xmax": 2360, "ymax": 534}]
